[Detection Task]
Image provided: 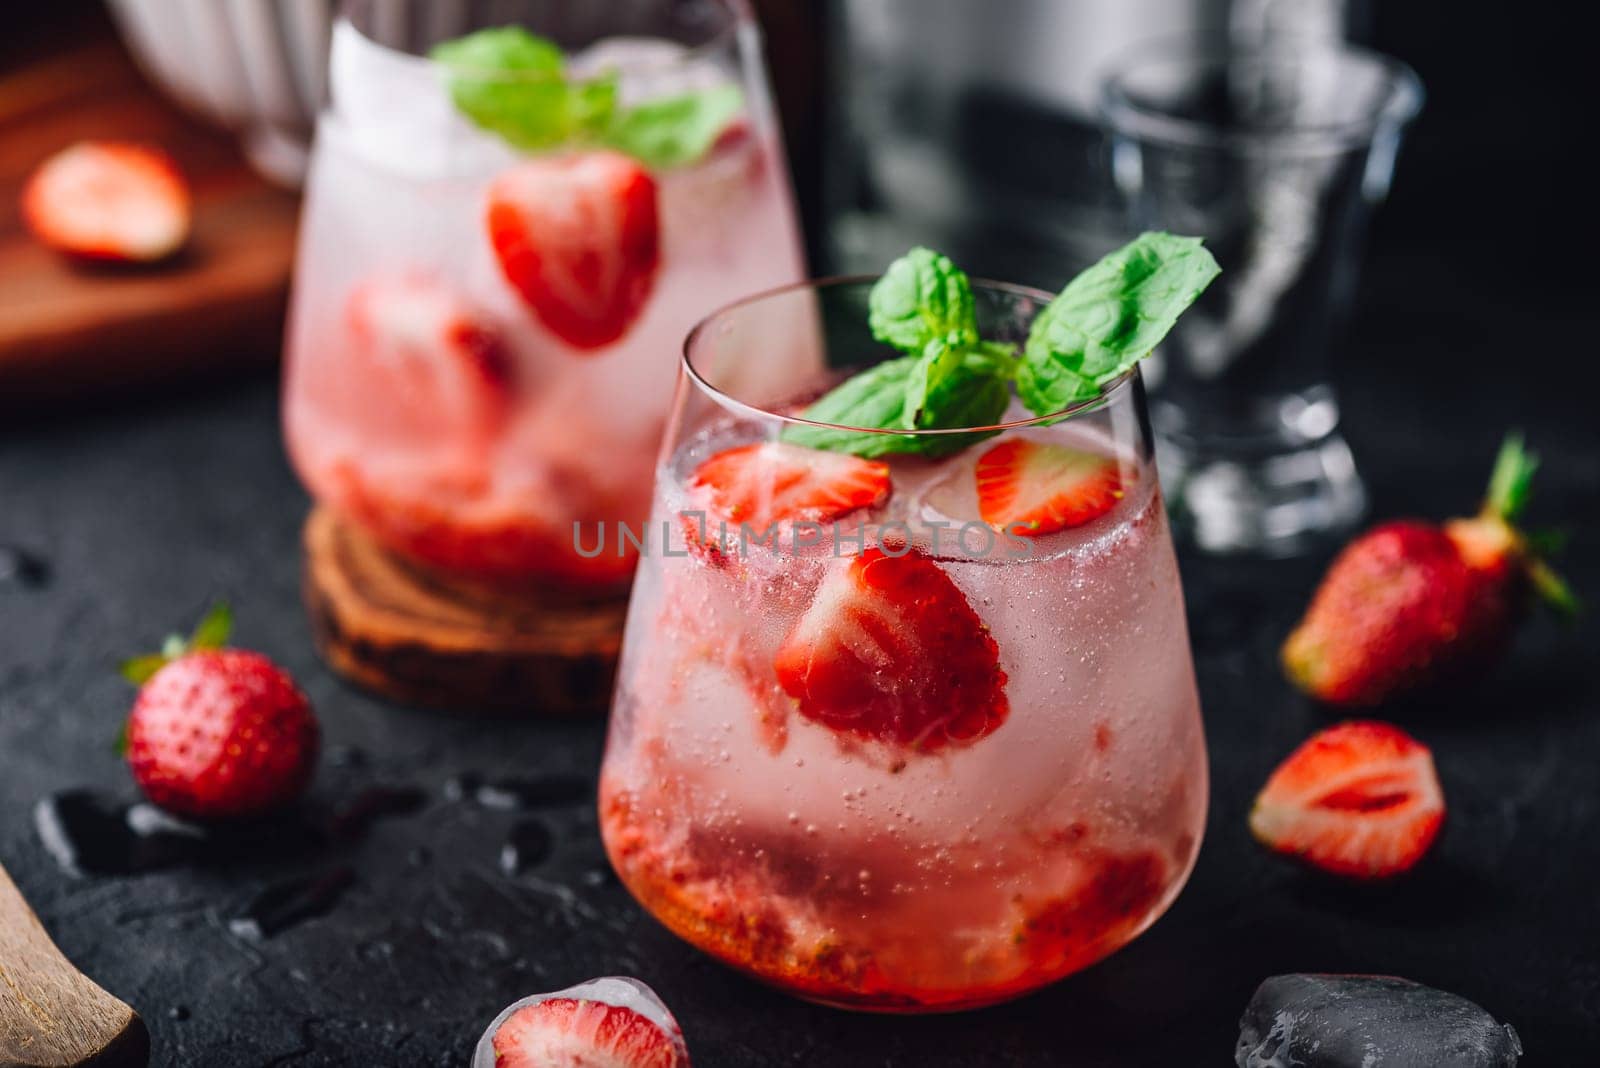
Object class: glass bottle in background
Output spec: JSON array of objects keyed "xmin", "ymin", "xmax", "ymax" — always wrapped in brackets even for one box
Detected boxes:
[
  {"xmin": 1099, "ymin": 41, "xmax": 1421, "ymax": 554},
  {"xmin": 600, "ymin": 277, "xmax": 1208, "ymax": 1011},
  {"xmin": 283, "ymin": 0, "xmax": 805, "ymax": 603}
]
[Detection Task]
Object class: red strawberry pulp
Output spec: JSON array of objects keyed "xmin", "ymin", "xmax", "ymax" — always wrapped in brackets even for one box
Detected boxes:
[{"xmin": 600, "ymin": 772, "xmax": 1182, "ymax": 1011}]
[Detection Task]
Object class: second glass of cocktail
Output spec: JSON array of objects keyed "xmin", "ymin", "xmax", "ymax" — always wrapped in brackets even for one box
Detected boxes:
[
  {"xmin": 284, "ymin": 0, "xmax": 803, "ymax": 595},
  {"xmin": 601, "ymin": 238, "xmax": 1218, "ymax": 1010}
]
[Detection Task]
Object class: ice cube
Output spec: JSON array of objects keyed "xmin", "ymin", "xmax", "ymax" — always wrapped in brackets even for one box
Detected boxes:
[
  {"xmin": 473, "ymin": 976, "xmax": 687, "ymax": 1068},
  {"xmin": 567, "ymin": 37, "xmax": 733, "ymax": 107},
  {"xmin": 1236, "ymin": 974, "xmax": 1522, "ymax": 1068},
  {"xmin": 326, "ymin": 20, "xmax": 519, "ymax": 178}
]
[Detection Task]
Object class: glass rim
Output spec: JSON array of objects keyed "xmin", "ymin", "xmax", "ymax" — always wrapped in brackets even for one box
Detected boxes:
[
  {"xmin": 336, "ymin": 0, "xmax": 753, "ymax": 84},
  {"xmin": 681, "ymin": 274, "xmax": 1139, "ymax": 438},
  {"xmin": 1098, "ymin": 38, "xmax": 1424, "ymax": 153}
]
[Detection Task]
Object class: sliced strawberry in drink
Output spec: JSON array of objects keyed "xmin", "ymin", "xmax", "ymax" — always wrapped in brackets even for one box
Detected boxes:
[
  {"xmin": 688, "ymin": 442, "xmax": 890, "ymax": 531},
  {"xmin": 775, "ymin": 547, "xmax": 1008, "ymax": 752},
  {"xmin": 975, "ymin": 438, "xmax": 1127, "ymax": 537},
  {"xmin": 487, "ymin": 150, "xmax": 661, "ymax": 349},
  {"xmin": 345, "ymin": 274, "xmax": 512, "ymax": 441},
  {"xmin": 22, "ymin": 141, "xmax": 190, "ymax": 262},
  {"xmin": 481, "ymin": 979, "xmax": 690, "ymax": 1068},
  {"xmin": 1250, "ymin": 720, "xmax": 1445, "ymax": 879}
]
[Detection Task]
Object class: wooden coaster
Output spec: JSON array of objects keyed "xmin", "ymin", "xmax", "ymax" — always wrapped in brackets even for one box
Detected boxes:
[{"xmin": 302, "ymin": 507, "xmax": 627, "ymax": 716}]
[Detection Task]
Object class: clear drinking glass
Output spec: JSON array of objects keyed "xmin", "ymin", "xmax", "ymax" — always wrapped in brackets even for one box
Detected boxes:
[
  {"xmin": 283, "ymin": 0, "xmax": 804, "ymax": 594},
  {"xmin": 1100, "ymin": 41, "xmax": 1422, "ymax": 554},
  {"xmin": 599, "ymin": 277, "xmax": 1209, "ymax": 1011}
]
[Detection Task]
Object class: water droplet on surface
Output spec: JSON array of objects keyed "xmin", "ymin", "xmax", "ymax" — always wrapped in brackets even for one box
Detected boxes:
[
  {"xmin": 229, "ymin": 867, "xmax": 355, "ymax": 940},
  {"xmin": 0, "ymin": 544, "xmax": 50, "ymax": 588},
  {"xmin": 499, "ymin": 820, "xmax": 554, "ymax": 876}
]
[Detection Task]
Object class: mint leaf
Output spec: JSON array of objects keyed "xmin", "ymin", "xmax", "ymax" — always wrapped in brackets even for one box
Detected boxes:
[
  {"xmin": 782, "ymin": 352, "xmax": 1009, "ymax": 459},
  {"xmin": 1017, "ymin": 232, "xmax": 1220, "ymax": 416},
  {"xmin": 903, "ymin": 334, "xmax": 968, "ymax": 429},
  {"xmin": 431, "ymin": 27, "xmax": 740, "ymax": 168},
  {"xmin": 431, "ymin": 28, "xmax": 611, "ymax": 152},
  {"xmin": 869, "ymin": 247, "xmax": 979, "ymax": 354},
  {"xmin": 782, "ymin": 358, "xmax": 917, "ymax": 457},
  {"xmin": 783, "ymin": 248, "xmax": 1007, "ymax": 458},
  {"xmin": 601, "ymin": 85, "xmax": 743, "ymax": 170}
]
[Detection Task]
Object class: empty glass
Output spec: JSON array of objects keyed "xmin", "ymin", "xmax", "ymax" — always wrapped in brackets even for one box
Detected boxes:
[{"xmin": 1100, "ymin": 40, "xmax": 1422, "ymax": 554}]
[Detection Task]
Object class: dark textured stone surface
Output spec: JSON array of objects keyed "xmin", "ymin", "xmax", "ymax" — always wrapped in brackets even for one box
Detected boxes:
[{"xmin": 2, "ymin": 322, "xmax": 1597, "ymax": 1063}]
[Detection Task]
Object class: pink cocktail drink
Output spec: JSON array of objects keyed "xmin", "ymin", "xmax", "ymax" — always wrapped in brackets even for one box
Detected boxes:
[
  {"xmin": 600, "ymin": 271, "xmax": 1211, "ymax": 1011},
  {"xmin": 283, "ymin": 3, "xmax": 803, "ymax": 592}
]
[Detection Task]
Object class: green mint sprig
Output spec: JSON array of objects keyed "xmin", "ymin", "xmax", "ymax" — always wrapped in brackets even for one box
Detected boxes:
[
  {"xmin": 1017, "ymin": 232, "xmax": 1221, "ymax": 415},
  {"xmin": 783, "ymin": 248, "xmax": 1014, "ymax": 458},
  {"xmin": 430, "ymin": 27, "xmax": 742, "ymax": 169},
  {"xmin": 782, "ymin": 234, "xmax": 1219, "ymax": 459}
]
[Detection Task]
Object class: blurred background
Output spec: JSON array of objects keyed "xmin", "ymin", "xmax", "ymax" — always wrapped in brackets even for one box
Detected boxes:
[
  {"xmin": 4, "ymin": 0, "xmax": 1590, "ymax": 379},
  {"xmin": 1, "ymin": 0, "xmax": 1594, "ymax": 553}
]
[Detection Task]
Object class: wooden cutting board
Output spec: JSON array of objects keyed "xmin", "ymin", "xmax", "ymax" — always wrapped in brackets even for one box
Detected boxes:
[{"xmin": 0, "ymin": 38, "xmax": 299, "ymax": 410}]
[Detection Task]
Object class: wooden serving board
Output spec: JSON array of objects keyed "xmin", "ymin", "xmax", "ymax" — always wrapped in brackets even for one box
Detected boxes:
[{"xmin": 0, "ymin": 38, "xmax": 299, "ymax": 410}]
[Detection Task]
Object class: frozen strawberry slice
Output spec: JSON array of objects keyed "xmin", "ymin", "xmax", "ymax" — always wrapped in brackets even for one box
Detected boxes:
[
  {"xmin": 688, "ymin": 442, "xmax": 890, "ymax": 531},
  {"xmin": 775, "ymin": 547, "xmax": 1008, "ymax": 752},
  {"xmin": 487, "ymin": 150, "xmax": 660, "ymax": 349},
  {"xmin": 475, "ymin": 977, "xmax": 689, "ymax": 1068},
  {"xmin": 22, "ymin": 141, "xmax": 190, "ymax": 262},
  {"xmin": 974, "ymin": 438, "xmax": 1126, "ymax": 537},
  {"xmin": 345, "ymin": 274, "xmax": 511, "ymax": 440},
  {"xmin": 1250, "ymin": 721, "xmax": 1445, "ymax": 879}
]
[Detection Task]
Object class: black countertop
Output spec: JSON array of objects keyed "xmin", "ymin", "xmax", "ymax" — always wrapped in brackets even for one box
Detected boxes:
[{"xmin": 3, "ymin": 249, "xmax": 1598, "ymax": 1065}]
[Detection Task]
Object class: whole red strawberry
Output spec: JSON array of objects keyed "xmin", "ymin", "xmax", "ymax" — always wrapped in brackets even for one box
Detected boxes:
[
  {"xmin": 1283, "ymin": 434, "xmax": 1576, "ymax": 706},
  {"xmin": 121, "ymin": 605, "xmax": 318, "ymax": 820}
]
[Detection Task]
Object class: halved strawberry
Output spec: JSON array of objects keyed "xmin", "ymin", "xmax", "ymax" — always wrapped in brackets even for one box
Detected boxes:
[
  {"xmin": 487, "ymin": 151, "xmax": 660, "ymax": 349},
  {"xmin": 1250, "ymin": 721, "xmax": 1445, "ymax": 879},
  {"xmin": 487, "ymin": 987, "xmax": 688, "ymax": 1068},
  {"xmin": 345, "ymin": 274, "xmax": 511, "ymax": 440},
  {"xmin": 688, "ymin": 442, "xmax": 890, "ymax": 531},
  {"xmin": 774, "ymin": 547, "xmax": 1008, "ymax": 752},
  {"xmin": 975, "ymin": 438, "xmax": 1126, "ymax": 537},
  {"xmin": 22, "ymin": 141, "xmax": 190, "ymax": 262}
]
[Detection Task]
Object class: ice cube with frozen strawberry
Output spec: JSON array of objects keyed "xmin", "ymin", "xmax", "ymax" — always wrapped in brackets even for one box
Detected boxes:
[{"xmin": 475, "ymin": 976, "xmax": 690, "ymax": 1068}]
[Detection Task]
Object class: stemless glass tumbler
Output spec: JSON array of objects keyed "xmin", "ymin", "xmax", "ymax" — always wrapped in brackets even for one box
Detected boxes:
[
  {"xmin": 283, "ymin": 0, "xmax": 804, "ymax": 597},
  {"xmin": 600, "ymin": 278, "xmax": 1209, "ymax": 1011},
  {"xmin": 1101, "ymin": 41, "xmax": 1422, "ymax": 554}
]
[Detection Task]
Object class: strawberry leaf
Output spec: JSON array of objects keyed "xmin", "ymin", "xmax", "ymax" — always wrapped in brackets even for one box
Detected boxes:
[
  {"xmin": 1484, "ymin": 432, "xmax": 1538, "ymax": 523},
  {"xmin": 119, "ymin": 654, "xmax": 168, "ymax": 686},
  {"xmin": 189, "ymin": 601, "xmax": 233, "ymax": 650},
  {"xmin": 1528, "ymin": 558, "xmax": 1581, "ymax": 618}
]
